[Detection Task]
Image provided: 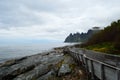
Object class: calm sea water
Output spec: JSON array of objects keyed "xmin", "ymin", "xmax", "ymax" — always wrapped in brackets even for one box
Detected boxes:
[{"xmin": 0, "ymin": 43, "xmax": 72, "ymax": 63}]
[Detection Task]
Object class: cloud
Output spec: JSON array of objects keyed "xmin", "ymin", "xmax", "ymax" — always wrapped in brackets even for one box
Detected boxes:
[{"xmin": 0, "ymin": 0, "xmax": 120, "ymax": 42}]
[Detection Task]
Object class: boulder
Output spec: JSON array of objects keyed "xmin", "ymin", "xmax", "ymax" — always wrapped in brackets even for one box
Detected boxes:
[{"xmin": 58, "ymin": 64, "xmax": 71, "ymax": 76}]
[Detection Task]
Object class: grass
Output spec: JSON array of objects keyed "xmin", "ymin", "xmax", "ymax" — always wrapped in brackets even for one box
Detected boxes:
[{"xmin": 84, "ymin": 42, "xmax": 120, "ymax": 55}]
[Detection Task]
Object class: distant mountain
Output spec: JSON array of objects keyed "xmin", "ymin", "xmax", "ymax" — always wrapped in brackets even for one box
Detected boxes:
[{"xmin": 64, "ymin": 27, "xmax": 101, "ymax": 43}]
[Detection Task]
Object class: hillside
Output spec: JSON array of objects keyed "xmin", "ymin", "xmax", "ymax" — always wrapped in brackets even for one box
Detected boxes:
[
  {"xmin": 64, "ymin": 27, "xmax": 100, "ymax": 43},
  {"xmin": 82, "ymin": 20, "xmax": 120, "ymax": 55}
]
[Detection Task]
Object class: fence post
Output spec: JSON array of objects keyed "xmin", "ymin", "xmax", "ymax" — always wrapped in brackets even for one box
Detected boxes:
[
  {"xmin": 81, "ymin": 55, "xmax": 84, "ymax": 66},
  {"xmin": 84, "ymin": 57, "xmax": 90, "ymax": 80},
  {"xmin": 117, "ymin": 70, "xmax": 120, "ymax": 80},
  {"xmin": 77, "ymin": 55, "xmax": 81, "ymax": 66},
  {"xmin": 72, "ymin": 53, "xmax": 75, "ymax": 60},
  {"xmin": 76, "ymin": 54, "xmax": 79, "ymax": 65},
  {"xmin": 101, "ymin": 64, "xmax": 105, "ymax": 80},
  {"xmin": 85, "ymin": 58, "xmax": 89, "ymax": 72},
  {"xmin": 90, "ymin": 60, "xmax": 95, "ymax": 80},
  {"xmin": 75, "ymin": 53, "xmax": 78, "ymax": 62}
]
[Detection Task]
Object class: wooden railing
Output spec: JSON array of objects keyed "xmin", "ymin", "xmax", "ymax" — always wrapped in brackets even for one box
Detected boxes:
[{"xmin": 65, "ymin": 47, "xmax": 120, "ymax": 80}]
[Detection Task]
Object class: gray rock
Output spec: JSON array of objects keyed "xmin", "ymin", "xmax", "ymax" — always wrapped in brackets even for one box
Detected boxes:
[
  {"xmin": 13, "ymin": 54, "xmax": 64, "ymax": 80},
  {"xmin": 58, "ymin": 64, "xmax": 71, "ymax": 76},
  {"xmin": 13, "ymin": 64, "xmax": 51, "ymax": 80},
  {"xmin": 37, "ymin": 71, "xmax": 54, "ymax": 80},
  {"xmin": 0, "ymin": 55, "xmax": 42, "ymax": 80},
  {"xmin": 0, "ymin": 49, "xmax": 66, "ymax": 80}
]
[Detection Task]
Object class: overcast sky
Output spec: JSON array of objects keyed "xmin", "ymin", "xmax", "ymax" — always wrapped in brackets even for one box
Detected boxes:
[{"xmin": 0, "ymin": 0, "xmax": 120, "ymax": 43}]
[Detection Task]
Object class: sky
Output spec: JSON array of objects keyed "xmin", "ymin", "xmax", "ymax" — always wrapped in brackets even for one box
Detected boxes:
[{"xmin": 0, "ymin": 0, "xmax": 120, "ymax": 43}]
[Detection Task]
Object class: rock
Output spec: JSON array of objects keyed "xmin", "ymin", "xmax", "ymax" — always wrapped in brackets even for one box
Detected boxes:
[
  {"xmin": 0, "ymin": 63, "xmax": 36, "ymax": 80},
  {"xmin": 0, "ymin": 51, "xmax": 64, "ymax": 80},
  {"xmin": 0, "ymin": 48, "xmax": 88, "ymax": 80},
  {"xmin": 37, "ymin": 71, "xmax": 55, "ymax": 80},
  {"xmin": 58, "ymin": 64, "xmax": 71, "ymax": 76},
  {"xmin": 12, "ymin": 53, "xmax": 64, "ymax": 80},
  {"xmin": 0, "ymin": 57, "xmax": 27, "ymax": 67},
  {"xmin": 0, "ymin": 55, "xmax": 42, "ymax": 80},
  {"xmin": 13, "ymin": 64, "xmax": 52, "ymax": 80}
]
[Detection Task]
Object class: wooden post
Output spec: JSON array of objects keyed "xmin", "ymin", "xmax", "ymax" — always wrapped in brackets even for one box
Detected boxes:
[
  {"xmin": 117, "ymin": 70, "xmax": 120, "ymax": 80},
  {"xmin": 73, "ymin": 53, "xmax": 75, "ymax": 60},
  {"xmin": 74, "ymin": 53, "xmax": 77, "ymax": 62},
  {"xmin": 85, "ymin": 58, "xmax": 89, "ymax": 72},
  {"xmin": 76, "ymin": 54, "xmax": 79, "ymax": 62},
  {"xmin": 101, "ymin": 64, "xmax": 105, "ymax": 80},
  {"xmin": 79, "ymin": 55, "xmax": 82, "ymax": 61},
  {"xmin": 81, "ymin": 55, "xmax": 84, "ymax": 66},
  {"xmin": 85, "ymin": 58, "xmax": 90, "ymax": 80},
  {"xmin": 90, "ymin": 60, "xmax": 95, "ymax": 80},
  {"xmin": 77, "ymin": 55, "xmax": 81, "ymax": 66},
  {"xmin": 76, "ymin": 54, "xmax": 79, "ymax": 65}
]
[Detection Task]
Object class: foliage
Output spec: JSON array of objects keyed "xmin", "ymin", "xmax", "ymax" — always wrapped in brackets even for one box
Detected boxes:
[
  {"xmin": 82, "ymin": 19, "xmax": 120, "ymax": 55},
  {"xmin": 85, "ymin": 43, "xmax": 118, "ymax": 54}
]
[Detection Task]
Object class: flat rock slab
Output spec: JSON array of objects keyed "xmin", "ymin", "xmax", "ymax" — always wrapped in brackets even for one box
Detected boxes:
[{"xmin": 0, "ymin": 49, "xmax": 64, "ymax": 80}]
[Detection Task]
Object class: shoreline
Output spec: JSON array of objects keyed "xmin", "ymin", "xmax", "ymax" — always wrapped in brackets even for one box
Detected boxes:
[
  {"xmin": 0, "ymin": 43, "xmax": 73, "ymax": 64},
  {"xmin": 0, "ymin": 43, "xmax": 72, "ymax": 64},
  {"xmin": 0, "ymin": 45, "xmax": 87, "ymax": 80},
  {"xmin": 1, "ymin": 44, "xmax": 119, "ymax": 80}
]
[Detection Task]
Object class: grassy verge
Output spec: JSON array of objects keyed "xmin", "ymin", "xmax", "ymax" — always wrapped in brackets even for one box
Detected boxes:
[{"xmin": 83, "ymin": 42, "xmax": 120, "ymax": 55}]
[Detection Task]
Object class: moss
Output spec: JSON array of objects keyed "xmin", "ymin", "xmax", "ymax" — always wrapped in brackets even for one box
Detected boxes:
[
  {"xmin": 55, "ymin": 59, "xmax": 64, "ymax": 69},
  {"xmin": 92, "ymin": 47, "xmax": 109, "ymax": 53},
  {"xmin": 64, "ymin": 54, "xmax": 70, "ymax": 57},
  {"xmin": 32, "ymin": 78, "xmax": 36, "ymax": 80},
  {"xmin": 48, "ymin": 76, "xmax": 62, "ymax": 80},
  {"xmin": 48, "ymin": 64, "xmax": 54, "ymax": 69},
  {"xmin": 69, "ymin": 64, "xmax": 76, "ymax": 70}
]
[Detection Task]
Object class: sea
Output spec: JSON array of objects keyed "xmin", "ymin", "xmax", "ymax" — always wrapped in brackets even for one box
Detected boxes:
[{"xmin": 0, "ymin": 43, "xmax": 73, "ymax": 63}]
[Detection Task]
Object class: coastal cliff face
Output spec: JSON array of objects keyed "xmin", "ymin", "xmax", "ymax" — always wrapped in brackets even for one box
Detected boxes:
[{"xmin": 0, "ymin": 47, "xmax": 87, "ymax": 80}]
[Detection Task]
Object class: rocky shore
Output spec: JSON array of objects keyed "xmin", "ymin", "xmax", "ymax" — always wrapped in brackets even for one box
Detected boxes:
[{"xmin": 0, "ymin": 46, "xmax": 87, "ymax": 80}]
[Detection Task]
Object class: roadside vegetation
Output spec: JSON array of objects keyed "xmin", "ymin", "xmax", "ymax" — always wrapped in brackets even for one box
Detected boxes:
[{"xmin": 81, "ymin": 19, "xmax": 120, "ymax": 55}]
